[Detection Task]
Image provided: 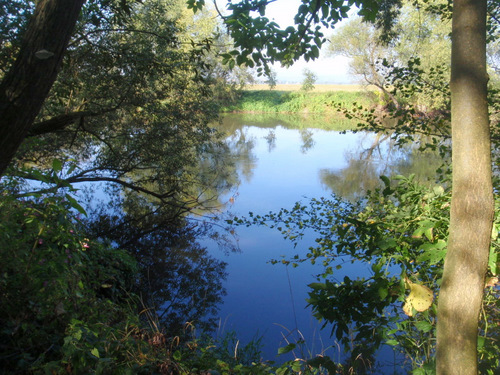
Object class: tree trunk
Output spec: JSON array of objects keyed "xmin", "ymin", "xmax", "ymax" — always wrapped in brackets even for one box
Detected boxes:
[
  {"xmin": 0, "ymin": 0, "xmax": 86, "ymax": 176},
  {"xmin": 436, "ymin": 0, "xmax": 494, "ymax": 374}
]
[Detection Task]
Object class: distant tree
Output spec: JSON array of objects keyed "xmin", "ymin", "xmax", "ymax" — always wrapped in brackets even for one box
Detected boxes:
[
  {"xmin": 265, "ymin": 68, "xmax": 278, "ymax": 89},
  {"xmin": 301, "ymin": 68, "xmax": 317, "ymax": 92},
  {"xmin": 326, "ymin": 4, "xmax": 451, "ymax": 109}
]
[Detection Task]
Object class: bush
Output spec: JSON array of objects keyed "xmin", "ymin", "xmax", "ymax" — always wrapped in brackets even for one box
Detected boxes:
[{"xmin": 0, "ymin": 193, "xmax": 143, "ymax": 373}]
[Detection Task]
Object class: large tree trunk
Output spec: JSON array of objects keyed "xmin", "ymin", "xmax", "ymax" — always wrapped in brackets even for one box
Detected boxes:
[
  {"xmin": 0, "ymin": 0, "xmax": 86, "ymax": 176},
  {"xmin": 436, "ymin": 0, "xmax": 494, "ymax": 373}
]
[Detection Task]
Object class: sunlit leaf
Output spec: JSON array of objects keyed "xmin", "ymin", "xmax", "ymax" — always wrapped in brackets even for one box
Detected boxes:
[
  {"xmin": 404, "ymin": 281, "xmax": 433, "ymax": 316},
  {"xmin": 415, "ymin": 320, "xmax": 433, "ymax": 332},
  {"xmin": 91, "ymin": 347, "xmax": 100, "ymax": 358}
]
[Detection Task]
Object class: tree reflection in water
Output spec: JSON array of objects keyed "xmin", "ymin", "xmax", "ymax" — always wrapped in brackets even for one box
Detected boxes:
[
  {"xmin": 319, "ymin": 132, "xmax": 446, "ymax": 201},
  {"xmin": 85, "ymin": 202, "xmax": 228, "ymax": 335}
]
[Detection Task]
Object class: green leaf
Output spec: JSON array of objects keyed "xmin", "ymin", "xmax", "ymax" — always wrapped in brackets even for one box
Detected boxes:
[
  {"xmin": 52, "ymin": 159, "xmax": 63, "ymax": 172},
  {"xmin": 412, "ymin": 220, "xmax": 435, "ymax": 239},
  {"xmin": 307, "ymin": 356, "xmax": 337, "ymax": 372},
  {"xmin": 91, "ymin": 347, "xmax": 100, "ymax": 358},
  {"xmin": 291, "ymin": 360, "xmax": 302, "ymax": 371},
  {"xmin": 433, "ymin": 185, "xmax": 445, "ymax": 196},
  {"xmin": 308, "ymin": 282, "xmax": 326, "ymax": 290},
  {"xmin": 417, "ymin": 240, "xmax": 447, "ymax": 265},
  {"xmin": 278, "ymin": 343, "xmax": 296, "ymax": 355},
  {"xmin": 378, "ymin": 286, "xmax": 388, "ymax": 300},
  {"xmin": 386, "ymin": 339, "xmax": 399, "ymax": 346},
  {"xmin": 377, "ymin": 237, "xmax": 397, "ymax": 250},
  {"xmin": 478, "ymin": 336, "xmax": 485, "ymax": 349},
  {"xmin": 65, "ymin": 194, "xmax": 87, "ymax": 216},
  {"xmin": 488, "ymin": 245, "xmax": 498, "ymax": 275},
  {"xmin": 415, "ymin": 320, "xmax": 433, "ymax": 332},
  {"xmin": 380, "ymin": 175, "xmax": 391, "ymax": 188},
  {"xmin": 67, "ymin": 162, "xmax": 77, "ymax": 175},
  {"xmin": 311, "ymin": 45, "xmax": 319, "ymax": 58}
]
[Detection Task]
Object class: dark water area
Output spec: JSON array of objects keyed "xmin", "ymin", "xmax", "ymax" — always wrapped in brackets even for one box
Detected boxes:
[{"xmin": 199, "ymin": 114, "xmax": 442, "ymax": 372}]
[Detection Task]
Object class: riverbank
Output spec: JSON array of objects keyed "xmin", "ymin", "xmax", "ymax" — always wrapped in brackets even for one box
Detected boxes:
[
  {"xmin": 249, "ymin": 83, "xmax": 371, "ymax": 92},
  {"xmin": 222, "ymin": 84, "xmax": 377, "ymax": 114}
]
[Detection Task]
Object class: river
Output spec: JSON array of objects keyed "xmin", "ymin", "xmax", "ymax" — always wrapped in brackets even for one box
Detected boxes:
[{"xmin": 198, "ymin": 113, "xmax": 441, "ymax": 372}]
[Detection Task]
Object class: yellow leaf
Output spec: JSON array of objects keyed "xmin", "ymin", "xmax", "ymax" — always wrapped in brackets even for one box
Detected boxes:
[
  {"xmin": 403, "ymin": 300, "xmax": 413, "ymax": 317},
  {"xmin": 403, "ymin": 281, "xmax": 434, "ymax": 316}
]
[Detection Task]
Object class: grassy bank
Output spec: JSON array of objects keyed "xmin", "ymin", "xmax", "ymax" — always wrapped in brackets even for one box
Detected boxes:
[{"xmin": 223, "ymin": 84, "xmax": 376, "ymax": 114}]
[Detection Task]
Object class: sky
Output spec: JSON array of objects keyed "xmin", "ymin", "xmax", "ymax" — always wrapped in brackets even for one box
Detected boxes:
[{"xmin": 215, "ymin": 0, "xmax": 356, "ymax": 84}]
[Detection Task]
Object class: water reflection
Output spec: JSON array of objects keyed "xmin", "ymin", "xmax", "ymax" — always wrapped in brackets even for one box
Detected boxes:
[
  {"xmin": 216, "ymin": 114, "xmax": 443, "ymax": 201},
  {"xmin": 299, "ymin": 129, "xmax": 315, "ymax": 153},
  {"xmin": 82, "ymin": 195, "xmax": 229, "ymax": 335},
  {"xmin": 206, "ymin": 114, "xmax": 443, "ymax": 367},
  {"xmin": 319, "ymin": 133, "xmax": 446, "ymax": 201},
  {"xmin": 224, "ymin": 126, "xmax": 258, "ymax": 183}
]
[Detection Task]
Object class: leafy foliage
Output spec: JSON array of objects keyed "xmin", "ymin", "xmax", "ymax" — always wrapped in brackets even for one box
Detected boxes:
[
  {"xmin": 4, "ymin": 0, "xmax": 244, "ymax": 274},
  {"xmin": 190, "ymin": 0, "xmax": 404, "ymax": 75},
  {"xmin": 224, "ymin": 89, "xmax": 372, "ymax": 116},
  {"xmin": 0, "ymin": 190, "xmax": 142, "ymax": 372},
  {"xmin": 327, "ymin": 0, "xmax": 451, "ymax": 108}
]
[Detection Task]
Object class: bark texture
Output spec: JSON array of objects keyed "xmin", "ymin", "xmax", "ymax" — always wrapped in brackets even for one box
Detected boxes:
[
  {"xmin": 436, "ymin": 0, "xmax": 494, "ymax": 374},
  {"xmin": 0, "ymin": 0, "xmax": 86, "ymax": 176}
]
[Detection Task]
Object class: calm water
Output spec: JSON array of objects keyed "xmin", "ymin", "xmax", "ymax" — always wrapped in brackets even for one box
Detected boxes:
[{"xmin": 202, "ymin": 114, "xmax": 440, "ymax": 370}]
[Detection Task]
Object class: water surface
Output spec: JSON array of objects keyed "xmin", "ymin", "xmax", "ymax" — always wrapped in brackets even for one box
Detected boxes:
[{"xmin": 203, "ymin": 114, "xmax": 440, "ymax": 368}]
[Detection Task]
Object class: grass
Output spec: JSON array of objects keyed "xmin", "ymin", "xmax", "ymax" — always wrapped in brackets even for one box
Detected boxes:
[
  {"xmin": 248, "ymin": 83, "xmax": 375, "ymax": 92},
  {"xmin": 222, "ymin": 86, "xmax": 377, "ymax": 114}
]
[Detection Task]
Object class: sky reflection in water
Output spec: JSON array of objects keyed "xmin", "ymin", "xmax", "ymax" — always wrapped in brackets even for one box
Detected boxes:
[{"xmin": 202, "ymin": 114, "xmax": 441, "ymax": 369}]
